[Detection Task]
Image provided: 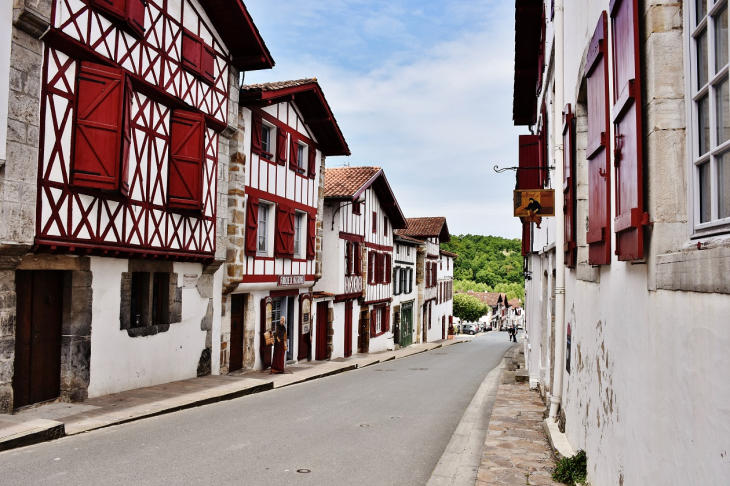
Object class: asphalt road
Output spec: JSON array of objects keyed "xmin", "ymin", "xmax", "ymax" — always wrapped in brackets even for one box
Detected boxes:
[{"xmin": 0, "ymin": 332, "xmax": 513, "ymax": 486}]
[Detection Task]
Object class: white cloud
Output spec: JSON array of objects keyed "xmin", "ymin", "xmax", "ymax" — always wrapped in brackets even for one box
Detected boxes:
[{"xmin": 244, "ymin": 1, "xmax": 525, "ymax": 239}]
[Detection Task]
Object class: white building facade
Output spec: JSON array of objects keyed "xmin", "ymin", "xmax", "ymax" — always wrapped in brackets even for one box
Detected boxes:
[
  {"xmin": 222, "ymin": 80, "xmax": 349, "ymax": 372},
  {"xmin": 515, "ymin": 0, "xmax": 730, "ymax": 484},
  {"xmin": 392, "ymin": 235, "xmax": 422, "ymax": 348}
]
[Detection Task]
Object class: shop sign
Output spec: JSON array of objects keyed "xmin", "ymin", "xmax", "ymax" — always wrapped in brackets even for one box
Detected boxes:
[
  {"xmin": 183, "ymin": 274, "xmax": 198, "ymax": 289},
  {"xmin": 514, "ymin": 189, "xmax": 555, "ymax": 223},
  {"xmin": 278, "ymin": 275, "xmax": 305, "ymax": 286}
]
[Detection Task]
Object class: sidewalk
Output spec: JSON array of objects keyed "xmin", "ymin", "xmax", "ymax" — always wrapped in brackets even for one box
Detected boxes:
[
  {"xmin": 0, "ymin": 337, "xmax": 469, "ymax": 452},
  {"xmin": 476, "ymin": 345, "xmax": 561, "ymax": 486}
]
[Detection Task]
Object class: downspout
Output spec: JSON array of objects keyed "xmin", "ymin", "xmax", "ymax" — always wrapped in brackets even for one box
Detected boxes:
[{"xmin": 549, "ymin": 0, "xmax": 566, "ymax": 421}]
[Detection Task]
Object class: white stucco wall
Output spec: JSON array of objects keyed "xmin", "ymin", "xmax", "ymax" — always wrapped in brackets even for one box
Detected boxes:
[{"xmin": 88, "ymin": 258, "xmax": 211, "ymax": 397}]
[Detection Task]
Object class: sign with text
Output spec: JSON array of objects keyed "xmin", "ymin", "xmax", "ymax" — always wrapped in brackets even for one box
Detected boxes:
[
  {"xmin": 278, "ymin": 275, "xmax": 305, "ymax": 287},
  {"xmin": 514, "ymin": 189, "xmax": 555, "ymax": 222},
  {"xmin": 183, "ymin": 274, "xmax": 198, "ymax": 289}
]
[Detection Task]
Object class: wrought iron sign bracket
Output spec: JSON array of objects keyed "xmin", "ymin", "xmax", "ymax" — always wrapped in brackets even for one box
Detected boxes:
[{"xmin": 493, "ymin": 165, "xmax": 556, "ymax": 173}]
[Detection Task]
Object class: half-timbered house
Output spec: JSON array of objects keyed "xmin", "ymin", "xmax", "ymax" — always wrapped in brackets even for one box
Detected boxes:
[
  {"xmin": 391, "ymin": 234, "xmax": 423, "ymax": 348},
  {"xmin": 315, "ymin": 166, "xmax": 407, "ymax": 357},
  {"xmin": 437, "ymin": 249, "xmax": 456, "ymax": 337},
  {"xmin": 0, "ymin": 0, "xmax": 273, "ymax": 411},
  {"xmin": 222, "ymin": 79, "xmax": 349, "ymax": 372},
  {"xmin": 396, "ymin": 217, "xmax": 452, "ymax": 343}
]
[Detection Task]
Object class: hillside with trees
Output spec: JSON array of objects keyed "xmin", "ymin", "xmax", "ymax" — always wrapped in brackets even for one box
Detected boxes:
[{"xmin": 441, "ymin": 235, "xmax": 524, "ymax": 301}]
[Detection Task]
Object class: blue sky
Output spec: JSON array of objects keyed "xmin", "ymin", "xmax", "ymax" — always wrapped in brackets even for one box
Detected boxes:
[{"xmin": 244, "ymin": 0, "xmax": 524, "ymax": 239}]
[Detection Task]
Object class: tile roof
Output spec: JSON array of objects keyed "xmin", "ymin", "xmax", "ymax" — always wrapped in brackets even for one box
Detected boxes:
[
  {"xmin": 460, "ymin": 291, "xmax": 505, "ymax": 307},
  {"xmin": 395, "ymin": 234, "xmax": 426, "ymax": 245},
  {"xmin": 508, "ymin": 298, "xmax": 522, "ymax": 309},
  {"xmin": 241, "ymin": 78, "xmax": 317, "ymax": 93},
  {"xmin": 440, "ymin": 249, "xmax": 458, "ymax": 258},
  {"xmin": 396, "ymin": 217, "xmax": 450, "ymax": 242},
  {"xmin": 324, "ymin": 167, "xmax": 381, "ymax": 198}
]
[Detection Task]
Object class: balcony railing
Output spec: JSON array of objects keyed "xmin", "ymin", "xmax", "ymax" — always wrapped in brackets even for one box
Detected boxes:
[
  {"xmin": 344, "ymin": 275, "xmax": 363, "ymax": 294},
  {"xmin": 426, "ymin": 241, "xmax": 439, "ymax": 257},
  {"xmin": 424, "ymin": 285, "xmax": 437, "ymax": 301}
]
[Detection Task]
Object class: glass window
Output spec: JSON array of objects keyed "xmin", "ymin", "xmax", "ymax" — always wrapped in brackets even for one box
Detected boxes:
[
  {"xmin": 298, "ymin": 144, "xmax": 305, "ymax": 170},
  {"xmin": 375, "ymin": 308, "xmax": 382, "ymax": 333},
  {"xmin": 294, "ymin": 212, "xmax": 302, "ymax": 257},
  {"xmin": 261, "ymin": 125, "xmax": 272, "ymax": 160},
  {"xmin": 691, "ymin": 0, "xmax": 730, "ymax": 228},
  {"xmin": 258, "ymin": 204, "xmax": 268, "ymax": 254}
]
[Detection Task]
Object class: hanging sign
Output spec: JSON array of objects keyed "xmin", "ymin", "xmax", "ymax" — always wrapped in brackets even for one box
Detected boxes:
[{"xmin": 514, "ymin": 189, "xmax": 555, "ymax": 223}]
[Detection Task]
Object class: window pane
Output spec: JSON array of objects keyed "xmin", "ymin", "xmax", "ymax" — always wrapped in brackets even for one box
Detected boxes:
[
  {"xmin": 717, "ymin": 77, "xmax": 730, "ymax": 145},
  {"xmin": 716, "ymin": 6, "xmax": 728, "ymax": 72},
  {"xmin": 720, "ymin": 153, "xmax": 730, "ymax": 218},
  {"xmin": 697, "ymin": 0, "xmax": 708, "ymax": 25},
  {"xmin": 698, "ymin": 28, "xmax": 709, "ymax": 88},
  {"xmin": 699, "ymin": 161, "xmax": 712, "ymax": 223},
  {"xmin": 699, "ymin": 94, "xmax": 711, "ymax": 155}
]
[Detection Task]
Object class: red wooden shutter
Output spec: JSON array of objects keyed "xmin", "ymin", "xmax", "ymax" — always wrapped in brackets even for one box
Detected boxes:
[
  {"xmin": 387, "ymin": 254, "xmax": 392, "ymax": 284},
  {"xmin": 611, "ymin": 0, "xmax": 647, "ymax": 261},
  {"xmin": 126, "ymin": 0, "xmax": 146, "ymax": 37},
  {"xmin": 518, "ymin": 135, "xmax": 541, "ymax": 189},
  {"xmin": 245, "ymin": 197, "xmax": 259, "ymax": 256},
  {"xmin": 201, "ymin": 45, "xmax": 215, "ymax": 84},
  {"xmin": 73, "ymin": 62, "xmax": 125, "ymax": 192},
  {"xmin": 308, "ymin": 146, "xmax": 317, "ymax": 179},
  {"xmin": 353, "ymin": 243, "xmax": 361, "ymax": 274},
  {"xmin": 251, "ymin": 115, "xmax": 263, "ymax": 155},
  {"xmin": 91, "ymin": 0, "xmax": 126, "ymax": 20},
  {"xmin": 585, "ymin": 12, "xmax": 611, "ymax": 265},
  {"xmin": 289, "ymin": 134, "xmax": 299, "ymax": 170},
  {"xmin": 120, "ymin": 75, "xmax": 133, "ymax": 197},
  {"xmin": 370, "ymin": 310, "xmax": 376, "ymax": 336},
  {"xmin": 168, "ymin": 110, "xmax": 205, "ymax": 210},
  {"xmin": 276, "ymin": 128, "xmax": 287, "ymax": 166},
  {"xmin": 274, "ymin": 204, "xmax": 294, "ymax": 258},
  {"xmin": 384, "ymin": 307, "xmax": 390, "ymax": 332},
  {"xmin": 306, "ymin": 214, "xmax": 316, "ymax": 260},
  {"xmin": 182, "ymin": 30, "xmax": 202, "ymax": 75},
  {"xmin": 536, "ymin": 4, "xmax": 546, "ymax": 95},
  {"xmin": 563, "ymin": 104, "xmax": 577, "ymax": 267},
  {"xmin": 372, "ymin": 211, "xmax": 377, "ymax": 233},
  {"xmin": 521, "ymin": 222, "xmax": 531, "ymax": 256},
  {"xmin": 425, "ymin": 262, "xmax": 430, "ymax": 287},
  {"xmin": 538, "ymin": 103, "xmax": 549, "ymax": 187}
]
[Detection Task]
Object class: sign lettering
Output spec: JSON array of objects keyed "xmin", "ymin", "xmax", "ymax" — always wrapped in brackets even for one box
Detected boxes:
[{"xmin": 278, "ymin": 275, "xmax": 305, "ymax": 287}]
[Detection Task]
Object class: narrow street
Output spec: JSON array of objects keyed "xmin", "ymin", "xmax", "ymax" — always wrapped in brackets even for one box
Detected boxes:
[{"xmin": 0, "ymin": 334, "xmax": 513, "ymax": 486}]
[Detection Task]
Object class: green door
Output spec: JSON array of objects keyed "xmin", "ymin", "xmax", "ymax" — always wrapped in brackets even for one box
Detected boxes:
[{"xmin": 401, "ymin": 303, "xmax": 413, "ymax": 348}]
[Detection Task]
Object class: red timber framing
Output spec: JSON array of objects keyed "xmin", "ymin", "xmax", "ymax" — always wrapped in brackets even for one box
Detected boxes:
[
  {"xmin": 538, "ymin": 103, "xmax": 549, "ymax": 187},
  {"xmin": 563, "ymin": 104, "xmax": 577, "ymax": 268},
  {"xmin": 36, "ymin": 46, "xmax": 219, "ymax": 261},
  {"xmin": 522, "ymin": 222, "xmax": 531, "ymax": 256},
  {"xmin": 610, "ymin": 0, "xmax": 648, "ymax": 261},
  {"xmin": 585, "ymin": 12, "xmax": 611, "ymax": 266}
]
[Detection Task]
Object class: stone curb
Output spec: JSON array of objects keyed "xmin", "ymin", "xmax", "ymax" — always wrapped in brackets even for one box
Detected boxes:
[{"xmin": 0, "ymin": 339, "xmax": 466, "ymax": 452}]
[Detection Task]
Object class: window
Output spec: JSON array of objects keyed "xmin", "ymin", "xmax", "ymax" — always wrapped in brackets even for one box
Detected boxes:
[
  {"xmin": 294, "ymin": 212, "xmax": 303, "ymax": 258},
  {"xmin": 257, "ymin": 204, "xmax": 269, "ymax": 255},
  {"xmin": 372, "ymin": 211, "xmax": 377, "ymax": 233},
  {"xmin": 261, "ymin": 124, "xmax": 273, "ymax": 160},
  {"xmin": 375, "ymin": 308, "xmax": 382, "ymax": 334},
  {"xmin": 691, "ymin": 0, "xmax": 730, "ymax": 228},
  {"xmin": 91, "ymin": 0, "xmax": 146, "ymax": 37},
  {"xmin": 122, "ymin": 271, "xmax": 180, "ymax": 334},
  {"xmin": 352, "ymin": 201, "xmax": 362, "ymax": 215},
  {"xmin": 298, "ymin": 143, "xmax": 306, "ymax": 170},
  {"xmin": 384, "ymin": 216, "xmax": 388, "ymax": 236},
  {"xmin": 393, "ymin": 267, "xmax": 399, "ymax": 295},
  {"xmin": 181, "ymin": 29, "xmax": 215, "ymax": 84}
]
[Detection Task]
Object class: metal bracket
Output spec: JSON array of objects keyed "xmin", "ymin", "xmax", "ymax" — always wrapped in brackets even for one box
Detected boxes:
[{"xmin": 493, "ymin": 165, "xmax": 556, "ymax": 173}]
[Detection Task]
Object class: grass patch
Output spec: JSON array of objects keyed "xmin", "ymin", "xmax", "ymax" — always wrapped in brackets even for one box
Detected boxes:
[{"xmin": 552, "ymin": 450, "xmax": 588, "ymax": 485}]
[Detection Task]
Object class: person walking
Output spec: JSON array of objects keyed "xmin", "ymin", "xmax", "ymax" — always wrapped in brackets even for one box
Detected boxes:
[{"xmin": 271, "ymin": 316, "xmax": 287, "ymax": 374}]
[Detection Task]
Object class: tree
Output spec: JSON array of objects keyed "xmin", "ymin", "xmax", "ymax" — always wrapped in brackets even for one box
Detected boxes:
[{"xmin": 453, "ymin": 293, "xmax": 489, "ymax": 323}]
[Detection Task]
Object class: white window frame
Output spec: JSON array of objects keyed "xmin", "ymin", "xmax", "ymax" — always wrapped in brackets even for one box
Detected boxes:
[
  {"xmin": 257, "ymin": 202, "xmax": 272, "ymax": 256},
  {"xmin": 688, "ymin": 0, "xmax": 730, "ymax": 235},
  {"xmin": 293, "ymin": 211, "xmax": 303, "ymax": 258},
  {"xmin": 261, "ymin": 122, "xmax": 275, "ymax": 161},
  {"xmin": 297, "ymin": 142, "xmax": 307, "ymax": 172},
  {"xmin": 375, "ymin": 308, "xmax": 382, "ymax": 333}
]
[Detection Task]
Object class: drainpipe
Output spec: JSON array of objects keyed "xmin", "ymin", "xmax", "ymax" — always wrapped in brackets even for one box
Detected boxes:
[{"xmin": 549, "ymin": 0, "xmax": 566, "ymax": 422}]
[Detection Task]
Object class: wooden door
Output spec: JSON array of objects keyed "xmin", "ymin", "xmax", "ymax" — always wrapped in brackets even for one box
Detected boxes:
[
  {"xmin": 422, "ymin": 305, "xmax": 428, "ymax": 343},
  {"xmin": 358, "ymin": 309, "xmax": 370, "ymax": 354},
  {"xmin": 260, "ymin": 297, "xmax": 273, "ymax": 370},
  {"xmin": 344, "ymin": 300, "xmax": 353, "ymax": 358},
  {"xmin": 401, "ymin": 304, "xmax": 412, "ymax": 348},
  {"xmin": 13, "ymin": 271, "xmax": 64, "ymax": 409},
  {"xmin": 442, "ymin": 315, "xmax": 446, "ymax": 339},
  {"xmin": 229, "ymin": 295, "xmax": 245, "ymax": 372},
  {"xmin": 315, "ymin": 302, "xmax": 328, "ymax": 361}
]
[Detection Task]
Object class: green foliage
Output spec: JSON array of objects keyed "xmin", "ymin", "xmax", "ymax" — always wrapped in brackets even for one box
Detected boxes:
[
  {"xmin": 442, "ymin": 234, "xmax": 524, "ymax": 289},
  {"xmin": 453, "ymin": 293, "xmax": 489, "ymax": 323},
  {"xmin": 552, "ymin": 450, "xmax": 588, "ymax": 486}
]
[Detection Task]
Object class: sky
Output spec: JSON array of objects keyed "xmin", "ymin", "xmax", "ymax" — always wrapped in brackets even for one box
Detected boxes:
[{"xmin": 243, "ymin": 0, "xmax": 525, "ymax": 239}]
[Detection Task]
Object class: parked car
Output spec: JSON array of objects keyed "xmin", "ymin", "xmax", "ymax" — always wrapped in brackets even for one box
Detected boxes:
[{"xmin": 461, "ymin": 323, "xmax": 478, "ymax": 335}]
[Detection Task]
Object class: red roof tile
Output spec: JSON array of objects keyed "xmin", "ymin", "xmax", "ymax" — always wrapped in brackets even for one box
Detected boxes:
[
  {"xmin": 397, "ymin": 217, "xmax": 450, "ymax": 242},
  {"xmin": 440, "ymin": 249, "xmax": 458, "ymax": 258},
  {"xmin": 324, "ymin": 167, "xmax": 381, "ymax": 198}
]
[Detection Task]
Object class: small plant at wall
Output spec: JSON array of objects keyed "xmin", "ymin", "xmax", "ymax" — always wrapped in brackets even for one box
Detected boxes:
[{"xmin": 552, "ymin": 450, "xmax": 588, "ymax": 485}]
